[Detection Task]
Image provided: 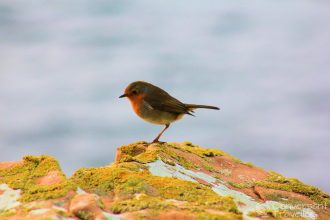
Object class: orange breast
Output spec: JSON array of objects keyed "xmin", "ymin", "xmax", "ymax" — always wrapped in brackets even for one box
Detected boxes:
[{"xmin": 128, "ymin": 93, "xmax": 146, "ymax": 115}]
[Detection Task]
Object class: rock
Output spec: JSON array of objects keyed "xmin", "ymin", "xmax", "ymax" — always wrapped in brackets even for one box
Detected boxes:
[
  {"xmin": 0, "ymin": 161, "xmax": 24, "ymax": 170},
  {"xmin": 0, "ymin": 142, "xmax": 329, "ymax": 220},
  {"xmin": 157, "ymin": 211, "xmax": 196, "ymax": 220},
  {"xmin": 69, "ymin": 193, "xmax": 105, "ymax": 220},
  {"xmin": 0, "ymin": 155, "xmax": 75, "ymax": 203},
  {"xmin": 35, "ymin": 170, "xmax": 63, "ymax": 186}
]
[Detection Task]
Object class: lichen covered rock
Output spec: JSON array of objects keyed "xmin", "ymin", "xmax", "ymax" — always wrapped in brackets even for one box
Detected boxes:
[
  {"xmin": 0, "ymin": 155, "xmax": 75, "ymax": 202},
  {"xmin": 0, "ymin": 142, "xmax": 329, "ymax": 220}
]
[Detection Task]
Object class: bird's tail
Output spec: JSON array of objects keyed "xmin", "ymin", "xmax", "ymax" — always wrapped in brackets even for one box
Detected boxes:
[{"xmin": 185, "ymin": 104, "xmax": 220, "ymax": 110}]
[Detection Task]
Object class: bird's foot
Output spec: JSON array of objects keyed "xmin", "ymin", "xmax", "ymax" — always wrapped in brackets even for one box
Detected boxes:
[{"xmin": 151, "ymin": 139, "xmax": 166, "ymax": 144}]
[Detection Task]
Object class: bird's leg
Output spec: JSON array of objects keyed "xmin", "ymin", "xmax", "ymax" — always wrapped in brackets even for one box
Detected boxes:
[{"xmin": 152, "ymin": 124, "xmax": 170, "ymax": 143}]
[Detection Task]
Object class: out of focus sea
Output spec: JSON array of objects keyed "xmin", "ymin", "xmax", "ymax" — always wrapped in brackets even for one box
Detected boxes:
[{"xmin": 0, "ymin": 1, "xmax": 329, "ymax": 192}]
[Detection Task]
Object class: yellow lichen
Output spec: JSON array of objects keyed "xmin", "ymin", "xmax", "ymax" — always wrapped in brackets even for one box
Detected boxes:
[
  {"xmin": 111, "ymin": 194, "xmax": 172, "ymax": 214},
  {"xmin": 170, "ymin": 142, "xmax": 227, "ymax": 158},
  {"xmin": 255, "ymin": 171, "xmax": 330, "ymax": 205},
  {"xmin": 71, "ymin": 166, "xmax": 120, "ymax": 194},
  {"xmin": 76, "ymin": 210, "xmax": 93, "ymax": 220},
  {"xmin": 133, "ymin": 149, "xmax": 159, "ymax": 163},
  {"xmin": 0, "ymin": 155, "xmax": 75, "ymax": 202},
  {"xmin": 240, "ymin": 161, "xmax": 255, "ymax": 168},
  {"xmin": 218, "ymin": 169, "xmax": 232, "ymax": 177},
  {"xmin": 117, "ymin": 142, "xmax": 199, "ymax": 169},
  {"xmin": 201, "ymin": 160, "xmax": 218, "ymax": 172},
  {"xmin": 71, "ymin": 161, "xmax": 240, "ymax": 218},
  {"xmin": 228, "ymin": 181, "xmax": 254, "ymax": 189},
  {"xmin": 263, "ymin": 193, "xmax": 307, "ymax": 206},
  {"xmin": 119, "ymin": 143, "xmax": 147, "ymax": 157},
  {"xmin": 0, "ymin": 209, "xmax": 17, "ymax": 218},
  {"xmin": 248, "ymin": 207, "xmax": 301, "ymax": 219}
]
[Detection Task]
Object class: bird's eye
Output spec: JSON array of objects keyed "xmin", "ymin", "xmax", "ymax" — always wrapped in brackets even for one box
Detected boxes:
[{"xmin": 132, "ymin": 90, "xmax": 138, "ymax": 95}]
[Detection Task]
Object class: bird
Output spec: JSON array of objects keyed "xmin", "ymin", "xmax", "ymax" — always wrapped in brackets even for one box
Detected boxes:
[{"xmin": 119, "ymin": 81, "xmax": 220, "ymax": 143}]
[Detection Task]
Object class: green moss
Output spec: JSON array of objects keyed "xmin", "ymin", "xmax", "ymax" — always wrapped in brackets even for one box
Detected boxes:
[
  {"xmin": 161, "ymin": 158, "xmax": 175, "ymax": 166},
  {"xmin": 71, "ymin": 166, "xmax": 121, "ymax": 194},
  {"xmin": 133, "ymin": 149, "xmax": 159, "ymax": 163},
  {"xmin": 149, "ymin": 176, "xmax": 239, "ymax": 214},
  {"xmin": 119, "ymin": 155, "xmax": 135, "ymax": 163},
  {"xmin": 264, "ymin": 193, "xmax": 307, "ymax": 206},
  {"xmin": 195, "ymin": 212, "xmax": 242, "ymax": 220},
  {"xmin": 116, "ymin": 162, "xmax": 147, "ymax": 172},
  {"xmin": 167, "ymin": 142, "xmax": 246, "ymax": 168},
  {"xmin": 171, "ymin": 154, "xmax": 198, "ymax": 169},
  {"xmin": 0, "ymin": 209, "xmax": 17, "ymax": 218},
  {"xmin": 116, "ymin": 177, "xmax": 158, "ymax": 199},
  {"xmin": 119, "ymin": 143, "xmax": 147, "ymax": 156},
  {"xmin": 218, "ymin": 169, "xmax": 232, "ymax": 177},
  {"xmin": 240, "ymin": 162, "xmax": 254, "ymax": 168},
  {"xmin": 118, "ymin": 143, "xmax": 158, "ymax": 164},
  {"xmin": 117, "ymin": 142, "xmax": 158, "ymax": 164},
  {"xmin": 248, "ymin": 208, "xmax": 298, "ymax": 219},
  {"xmin": 119, "ymin": 178, "xmax": 147, "ymax": 194},
  {"xmin": 171, "ymin": 142, "xmax": 227, "ymax": 158},
  {"xmin": 201, "ymin": 160, "xmax": 217, "ymax": 172},
  {"xmin": 72, "ymin": 162, "xmax": 240, "ymax": 217},
  {"xmin": 263, "ymin": 193, "xmax": 288, "ymax": 202},
  {"xmin": 159, "ymin": 144, "xmax": 199, "ymax": 169},
  {"xmin": 228, "ymin": 181, "xmax": 254, "ymax": 189},
  {"xmin": 76, "ymin": 210, "xmax": 93, "ymax": 220},
  {"xmin": 255, "ymin": 171, "xmax": 330, "ymax": 205},
  {"xmin": 0, "ymin": 155, "xmax": 75, "ymax": 202},
  {"xmin": 119, "ymin": 142, "xmax": 199, "ymax": 169},
  {"xmin": 111, "ymin": 194, "xmax": 171, "ymax": 214},
  {"xmin": 231, "ymin": 158, "xmax": 242, "ymax": 164},
  {"xmin": 119, "ymin": 142, "xmax": 233, "ymax": 170}
]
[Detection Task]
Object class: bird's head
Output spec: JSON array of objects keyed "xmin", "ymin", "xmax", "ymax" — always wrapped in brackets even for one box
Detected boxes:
[{"xmin": 119, "ymin": 81, "xmax": 148, "ymax": 99}]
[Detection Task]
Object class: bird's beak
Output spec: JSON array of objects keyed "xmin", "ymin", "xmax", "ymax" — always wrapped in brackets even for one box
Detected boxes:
[{"xmin": 119, "ymin": 94, "xmax": 127, "ymax": 98}]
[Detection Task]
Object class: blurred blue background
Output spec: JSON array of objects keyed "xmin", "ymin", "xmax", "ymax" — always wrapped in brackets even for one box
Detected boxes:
[{"xmin": 0, "ymin": 0, "xmax": 329, "ymax": 192}]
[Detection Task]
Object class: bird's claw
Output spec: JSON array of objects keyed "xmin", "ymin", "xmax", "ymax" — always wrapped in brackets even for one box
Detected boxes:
[{"xmin": 151, "ymin": 139, "xmax": 165, "ymax": 144}]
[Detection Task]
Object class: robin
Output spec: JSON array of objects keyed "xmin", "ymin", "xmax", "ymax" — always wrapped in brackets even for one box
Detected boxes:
[{"xmin": 119, "ymin": 81, "xmax": 220, "ymax": 143}]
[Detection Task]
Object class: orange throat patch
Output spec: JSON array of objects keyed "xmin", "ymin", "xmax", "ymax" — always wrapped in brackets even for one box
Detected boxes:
[{"xmin": 128, "ymin": 93, "xmax": 146, "ymax": 115}]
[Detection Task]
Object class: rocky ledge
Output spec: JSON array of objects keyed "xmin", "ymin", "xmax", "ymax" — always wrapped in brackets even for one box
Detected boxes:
[{"xmin": 0, "ymin": 142, "xmax": 329, "ymax": 220}]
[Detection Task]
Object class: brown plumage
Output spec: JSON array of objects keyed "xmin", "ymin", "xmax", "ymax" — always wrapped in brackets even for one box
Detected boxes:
[{"xmin": 119, "ymin": 81, "xmax": 220, "ymax": 143}]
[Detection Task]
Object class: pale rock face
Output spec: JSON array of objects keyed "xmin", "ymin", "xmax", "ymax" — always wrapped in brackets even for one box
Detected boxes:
[
  {"xmin": 0, "ymin": 184, "xmax": 21, "ymax": 211},
  {"xmin": 0, "ymin": 142, "xmax": 329, "ymax": 220},
  {"xmin": 148, "ymin": 159, "xmax": 318, "ymax": 220}
]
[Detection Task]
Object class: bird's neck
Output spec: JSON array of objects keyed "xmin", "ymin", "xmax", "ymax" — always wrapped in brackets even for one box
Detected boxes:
[{"xmin": 128, "ymin": 93, "xmax": 146, "ymax": 114}]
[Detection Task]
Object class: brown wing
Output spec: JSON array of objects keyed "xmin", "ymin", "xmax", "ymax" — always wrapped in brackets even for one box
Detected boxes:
[{"xmin": 143, "ymin": 84, "xmax": 193, "ymax": 116}]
